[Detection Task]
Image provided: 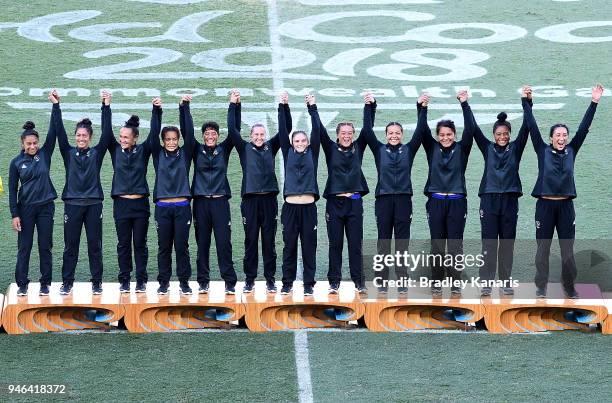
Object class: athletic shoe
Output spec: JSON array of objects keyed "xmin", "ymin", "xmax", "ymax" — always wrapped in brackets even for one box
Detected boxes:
[
  {"xmin": 157, "ymin": 283, "xmax": 169, "ymax": 295},
  {"xmin": 198, "ymin": 282, "xmax": 209, "ymax": 294},
  {"xmin": 17, "ymin": 285, "xmax": 28, "ymax": 296},
  {"xmin": 266, "ymin": 280, "xmax": 277, "ymax": 294},
  {"xmin": 356, "ymin": 285, "xmax": 368, "ymax": 295},
  {"xmin": 303, "ymin": 285, "xmax": 314, "ymax": 296},
  {"xmin": 60, "ymin": 282, "xmax": 73, "ymax": 295},
  {"xmin": 451, "ymin": 286, "xmax": 462, "ymax": 295},
  {"xmin": 502, "ymin": 287, "xmax": 514, "ymax": 296},
  {"xmin": 280, "ymin": 284, "xmax": 293, "ymax": 295},
  {"xmin": 225, "ymin": 285, "xmax": 236, "ymax": 295},
  {"xmin": 119, "ymin": 282, "xmax": 130, "ymax": 293},
  {"xmin": 92, "ymin": 281, "xmax": 103, "ymax": 295},
  {"xmin": 243, "ymin": 281, "xmax": 255, "ymax": 293},
  {"xmin": 377, "ymin": 285, "xmax": 388, "ymax": 294},
  {"xmin": 39, "ymin": 284, "xmax": 50, "ymax": 296},
  {"xmin": 431, "ymin": 286, "xmax": 442, "ymax": 296},
  {"xmin": 179, "ymin": 281, "xmax": 192, "ymax": 295},
  {"xmin": 563, "ymin": 286, "xmax": 579, "ymax": 299},
  {"xmin": 536, "ymin": 287, "xmax": 547, "ymax": 299},
  {"xmin": 135, "ymin": 281, "xmax": 147, "ymax": 293},
  {"xmin": 480, "ymin": 287, "xmax": 492, "ymax": 297},
  {"xmin": 328, "ymin": 282, "xmax": 340, "ymax": 294},
  {"xmin": 398, "ymin": 286, "xmax": 408, "ymax": 294}
]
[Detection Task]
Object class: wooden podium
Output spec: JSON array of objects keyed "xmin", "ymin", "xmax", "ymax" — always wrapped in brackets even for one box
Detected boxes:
[
  {"xmin": 483, "ymin": 283, "xmax": 607, "ymax": 334},
  {"xmin": 363, "ymin": 285, "xmax": 485, "ymax": 331},
  {"xmin": 243, "ymin": 281, "xmax": 365, "ymax": 331},
  {"xmin": 122, "ymin": 281, "xmax": 245, "ymax": 332},
  {"xmin": 602, "ymin": 292, "xmax": 612, "ymax": 335},
  {"xmin": 1, "ymin": 283, "xmax": 124, "ymax": 334}
]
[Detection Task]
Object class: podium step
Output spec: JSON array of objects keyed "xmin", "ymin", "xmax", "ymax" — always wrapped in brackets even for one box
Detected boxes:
[
  {"xmin": 2, "ymin": 282, "xmax": 124, "ymax": 334},
  {"xmin": 482, "ymin": 283, "xmax": 607, "ymax": 334},
  {"xmin": 122, "ymin": 281, "xmax": 244, "ymax": 332},
  {"xmin": 243, "ymin": 281, "xmax": 365, "ymax": 331},
  {"xmin": 363, "ymin": 285, "xmax": 485, "ymax": 331}
]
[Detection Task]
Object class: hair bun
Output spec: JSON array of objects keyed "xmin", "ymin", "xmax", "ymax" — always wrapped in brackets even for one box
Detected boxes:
[
  {"xmin": 78, "ymin": 118, "xmax": 93, "ymax": 127},
  {"xmin": 497, "ymin": 112, "xmax": 508, "ymax": 122},
  {"xmin": 22, "ymin": 121, "xmax": 36, "ymax": 130},
  {"xmin": 126, "ymin": 115, "xmax": 140, "ymax": 128}
]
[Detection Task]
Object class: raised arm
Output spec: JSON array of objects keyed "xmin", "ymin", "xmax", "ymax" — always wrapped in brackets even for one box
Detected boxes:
[
  {"xmin": 146, "ymin": 98, "xmax": 163, "ymax": 154},
  {"xmin": 179, "ymin": 95, "xmax": 196, "ymax": 157},
  {"xmin": 41, "ymin": 91, "xmax": 59, "ymax": 157},
  {"xmin": 227, "ymin": 90, "xmax": 246, "ymax": 153},
  {"xmin": 418, "ymin": 94, "xmax": 435, "ymax": 153},
  {"xmin": 471, "ymin": 111, "xmax": 490, "ymax": 153},
  {"xmin": 522, "ymin": 91, "xmax": 545, "ymax": 152},
  {"xmin": 270, "ymin": 95, "xmax": 290, "ymax": 154},
  {"xmin": 361, "ymin": 93, "xmax": 380, "ymax": 152},
  {"xmin": 512, "ymin": 85, "xmax": 532, "ymax": 157},
  {"xmin": 278, "ymin": 92, "xmax": 291, "ymax": 159},
  {"xmin": 54, "ymin": 99, "xmax": 71, "ymax": 160},
  {"xmin": 568, "ymin": 84, "xmax": 603, "ymax": 153},
  {"xmin": 306, "ymin": 95, "xmax": 321, "ymax": 159},
  {"xmin": 98, "ymin": 91, "xmax": 115, "ymax": 153},
  {"xmin": 457, "ymin": 91, "xmax": 474, "ymax": 156}
]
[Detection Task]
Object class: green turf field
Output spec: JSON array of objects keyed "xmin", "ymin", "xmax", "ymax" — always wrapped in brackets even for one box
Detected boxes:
[{"xmin": 0, "ymin": 0, "xmax": 611, "ymax": 401}]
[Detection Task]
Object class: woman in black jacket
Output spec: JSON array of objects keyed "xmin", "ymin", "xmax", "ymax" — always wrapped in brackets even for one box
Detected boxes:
[
  {"xmin": 151, "ymin": 95, "xmax": 197, "ymax": 296},
  {"xmin": 472, "ymin": 86, "xmax": 531, "ymax": 297},
  {"xmin": 524, "ymin": 84, "xmax": 603, "ymax": 299},
  {"xmin": 9, "ymin": 91, "xmax": 59, "ymax": 297},
  {"xmin": 57, "ymin": 91, "xmax": 114, "ymax": 296},
  {"xmin": 106, "ymin": 95, "xmax": 162, "ymax": 294},
  {"xmin": 278, "ymin": 93, "xmax": 321, "ymax": 296},
  {"xmin": 420, "ymin": 91, "xmax": 475, "ymax": 296},
  {"xmin": 187, "ymin": 92, "xmax": 239, "ymax": 295},
  {"xmin": 362, "ymin": 92, "xmax": 424, "ymax": 294}
]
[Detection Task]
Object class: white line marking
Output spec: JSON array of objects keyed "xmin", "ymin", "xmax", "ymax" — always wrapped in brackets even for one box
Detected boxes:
[
  {"xmin": 266, "ymin": 1, "xmax": 313, "ymax": 401},
  {"xmin": 7, "ymin": 102, "xmax": 565, "ymax": 111}
]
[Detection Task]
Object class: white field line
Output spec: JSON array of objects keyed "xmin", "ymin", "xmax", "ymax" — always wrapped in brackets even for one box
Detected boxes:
[{"xmin": 266, "ymin": 1, "xmax": 314, "ymax": 402}]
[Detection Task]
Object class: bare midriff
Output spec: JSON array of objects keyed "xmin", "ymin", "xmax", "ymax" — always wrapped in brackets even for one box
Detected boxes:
[
  {"xmin": 541, "ymin": 196, "xmax": 570, "ymax": 200},
  {"xmin": 286, "ymin": 194, "xmax": 315, "ymax": 204},
  {"xmin": 159, "ymin": 197, "xmax": 188, "ymax": 203},
  {"xmin": 120, "ymin": 194, "xmax": 145, "ymax": 199}
]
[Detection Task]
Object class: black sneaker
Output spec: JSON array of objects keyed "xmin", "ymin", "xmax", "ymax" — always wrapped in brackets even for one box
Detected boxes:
[
  {"xmin": 266, "ymin": 280, "xmax": 277, "ymax": 294},
  {"xmin": 378, "ymin": 285, "xmax": 388, "ymax": 294},
  {"xmin": 225, "ymin": 285, "xmax": 236, "ymax": 295},
  {"xmin": 280, "ymin": 284, "xmax": 292, "ymax": 295},
  {"xmin": 328, "ymin": 282, "xmax": 340, "ymax": 294},
  {"xmin": 39, "ymin": 284, "xmax": 50, "ymax": 296},
  {"xmin": 198, "ymin": 282, "xmax": 209, "ymax": 294},
  {"xmin": 17, "ymin": 285, "xmax": 28, "ymax": 296},
  {"xmin": 451, "ymin": 286, "xmax": 462, "ymax": 295},
  {"xmin": 157, "ymin": 283, "xmax": 169, "ymax": 295},
  {"xmin": 135, "ymin": 281, "xmax": 147, "ymax": 293},
  {"xmin": 536, "ymin": 287, "xmax": 547, "ymax": 299},
  {"xmin": 431, "ymin": 286, "xmax": 442, "ymax": 296},
  {"xmin": 356, "ymin": 285, "xmax": 368, "ymax": 295},
  {"xmin": 481, "ymin": 287, "xmax": 492, "ymax": 297},
  {"xmin": 60, "ymin": 282, "xmax": 73, "ymax": 295},
  {"xmin": 304, "ymin": 285, "xmax": 314, "ymax": 296},
  {"xmin": 119, "ymin": 281, "xmax": 130, "ymax": 293},
  {"xmin": 502, "ymin": 287, "xmax": 514, "ymax": 296},
  {"xmin": 398, "ymin": 286, "xmax": 408, "ymax": 294},
  {"xmin": 92, "ymin": 281, "xmax": 103, "ymax": 295},
  {"xmin": 563, "ymin": 287, "xmax": 579, "ymax": 299},
  {"xmin": 243, "ymin": 281, "xmax": 255, "ymax": 293},
  {"xmin": 179, "ymin": 281, "xmax": 192, "ymax": 295}
]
